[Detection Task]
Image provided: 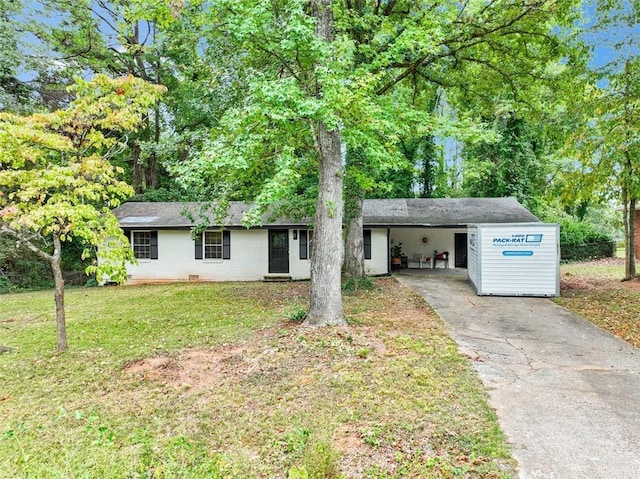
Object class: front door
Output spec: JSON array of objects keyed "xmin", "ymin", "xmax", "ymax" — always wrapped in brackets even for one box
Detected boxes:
[
  {"xmin": 269, "ymin": 229, "xmax": 289, "ymax": 274},
  {"xmin": 455, "ymin": 233, "xmax": 468, "ymax": 268}
]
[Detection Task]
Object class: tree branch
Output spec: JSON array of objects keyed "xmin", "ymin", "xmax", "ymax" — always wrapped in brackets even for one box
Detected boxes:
[{"xmin": 0, "ymin": 224, "xmax": 53, "ymax": 263}]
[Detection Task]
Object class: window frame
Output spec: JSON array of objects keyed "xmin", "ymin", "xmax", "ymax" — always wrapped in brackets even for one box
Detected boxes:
[
  {"xmin": 364, "ymin": 229, "xmax": 372, "ymax": 260},
  {"xmin": 299, "ymin": 229, "xmax": 314, "ymax": 260},
  {"xmin": 131, "ymin": 230, "xmax": 158, "ymax": 260},
  {"xmin": 204, "ymin": 230, "xmax": 223, "ymax": 260},
  {"xmin": 195, "ymin": 230, "xmax": 231, "ymax": 261}
]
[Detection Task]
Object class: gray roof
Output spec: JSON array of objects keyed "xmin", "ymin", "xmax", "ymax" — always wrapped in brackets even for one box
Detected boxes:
[
  {"xmin": 363, "ymin": 198, "xmax": 539, "ymax": 226},
  {"xmin": 113, "ymin": 201, "xmax": 306, "ymax": 228},
  {"xmin": 113, "ymin": 197, "xmax": 539, "ymax": 229}
]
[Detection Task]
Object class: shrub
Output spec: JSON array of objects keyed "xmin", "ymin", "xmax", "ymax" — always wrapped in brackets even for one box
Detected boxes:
[
  {"xmin": 540, "ymin": 211, "xmax": 615, "ymax": 261},
  {"xmin": 342, "ymin": 275, "xmax": 375, "ymax": 293},
  {"xmin": 302, "ymin": 442, "xmax": 340, "ymax": 479},
  {"xmin": 561, "ymin": 241, "xmax": 616, "ymax": 262},
  {"xmin": 286, "ymin": 303, "xmax": 307, "ymax": 322},
  {"xmin": 557, "ymin": 217, "xmax": 610, "ymax": 246}
]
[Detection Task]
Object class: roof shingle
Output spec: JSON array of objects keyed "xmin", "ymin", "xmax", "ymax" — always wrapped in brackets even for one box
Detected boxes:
[{"xmin": 113, "ymin": 198, "xmax": 539, "ymax": 229}]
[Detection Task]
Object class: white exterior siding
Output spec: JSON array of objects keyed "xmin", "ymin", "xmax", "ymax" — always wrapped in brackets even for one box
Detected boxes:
[
  {"xmin": 467, "ymin": 225, "xmax": 479, "ymax": 288},
  {"xmin": 127, "ymin": 229, "xmax": 271, "ymax": 282},
  {"xmin": 365, "ymin": 228, "xmax": 389, "ymax": 275},
  {"xmin": 124, "ymin": 227, "xmax": 389, "ymax": 283},
  {"xmin": 468, "ymin": 223, "xmax": 559, "ymax": 297}
]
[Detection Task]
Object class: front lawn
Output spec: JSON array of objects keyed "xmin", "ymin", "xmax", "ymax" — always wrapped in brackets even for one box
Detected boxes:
[
  {"xmin": 557, "ymin": 258, "xmax": 640, "ymax": 348},
  {"xmin": 0, "ymin": 279, "xmax": 515, "ymax": 478}
]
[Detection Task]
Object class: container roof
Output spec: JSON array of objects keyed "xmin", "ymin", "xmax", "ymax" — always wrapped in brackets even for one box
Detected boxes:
[{"xmin": 113, "ymin": 197, "xmax": 539, "ymax": 229}]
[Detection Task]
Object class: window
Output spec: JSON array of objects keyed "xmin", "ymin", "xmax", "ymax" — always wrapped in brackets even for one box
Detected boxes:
[
  {"xmin": 299, "ymin": 230, "xmax": 314, "ymax": 260},
  {"xmin": 204, "ymin": 231, "xmax": 223, "ymax": 259},
  {"xmin": 195, "ymin": 230, "xmax": 231, "ymax": 260},
  {"xmin": 132, "ymin": 231, "xmax": 158, "ymax": 259},
  {"xmin": 364, "ymin": 229, "xmax": 372, "ymax": 260}
]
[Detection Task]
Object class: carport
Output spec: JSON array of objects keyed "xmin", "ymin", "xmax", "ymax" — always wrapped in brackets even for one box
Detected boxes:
[{"xmin": 362, "ymin": 197, "xmax": 540, "ymax": 272}]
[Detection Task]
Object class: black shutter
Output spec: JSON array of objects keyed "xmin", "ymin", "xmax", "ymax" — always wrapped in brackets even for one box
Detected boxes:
[
  {"xmin": 299, "ymin": 230, "xmax": 308, "ymax": 259},
  {"xmin": 363, "ymin": 229, "xmax": 372, "ymax": 260},
  {"xmin": 222, "ymin": 230, "xmax": 231, "ymax": 259},
  {"xmin": 150, "ymin": 231, "xmax": 159, "ymax": 259},
  {"xmin": 194, "ymin": 233, "xmax": 203, "ymax": 260}
]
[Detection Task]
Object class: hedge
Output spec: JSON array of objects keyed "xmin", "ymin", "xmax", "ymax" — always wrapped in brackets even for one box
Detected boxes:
[{"xmin": 560, "ymin": 241, "xmax": 616, "ymax": 262}]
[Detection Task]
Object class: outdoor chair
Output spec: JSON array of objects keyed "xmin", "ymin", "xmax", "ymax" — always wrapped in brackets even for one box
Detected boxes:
[
  {"xmin": 433, "ymin": 251, "xmax": 449, "ymax": 269},
  {"xmin": 408, "ymin": 254, "xmax": 431, "ymax": 269}
]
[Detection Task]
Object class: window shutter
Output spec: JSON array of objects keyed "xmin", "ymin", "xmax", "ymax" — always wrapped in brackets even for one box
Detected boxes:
[
  {"xmin": 299, "ymin": 230, "xmax": 308, "ymax": 259},
  {"xmin": 222, "ymin": 230, "xmax": 231, "ymax": 259},
  {"xmin": 150, "ymin": 231, "xmax": 159, "ymax": 259},
  {"xmin": 194, "ymin": 233, "xmax": 203, "ymax": 260},
  {"xmin": 363, "ymin": 229, "xmax": 372, "ymax": 260}
]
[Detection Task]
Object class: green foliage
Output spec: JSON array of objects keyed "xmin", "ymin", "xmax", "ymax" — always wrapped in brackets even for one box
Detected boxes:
[
  {"xmin": 286, "ymin": 303, "xmax": 308, "ymax": 322},
  {"xmin": 172, "ymin": 0, "xmax": 580, "ymax": 220},
  {"xmin": 561, "ymin": 241, "xmax": 615, "ymax": 262},
  {"xmin": 0, "ymin": 74, "xmax": 164, "ymax": 284},
  {"xmin": 288, "ymin": 466, "xmax": 310, "ymax": 479},
  {"xmin": 557, "ymin": 2, "xmax": 640, "ymax": 276},
  {"xmin": 542, "ymin": 210, "xmax": 612, "ymax": 247},
  {"xmin": 284, "ymin": 427, "xmax": 312, "ymax": 454},
  {"xmin": 543, "ymin": 209, "xmax": 614, "ymax": 260},
  {"xmin": 342, "ymin": 275, "xmax": 375, "ymax": 293},
  {"xmin": 302, "ymin": 442, "xmax": 340, "ymax": 479},
  {"xmin": 0, "ymin": 0, "xmax": 33, "ymax": 113},
  {"xmin": 0, "ymin": 236, "xmax": 53, "ymax": 292},
  {"xmin": 462, "ymin": 114, "xmax": 546, "ymax": 214},
  {"xmin": 131, "ymin": 186, "xmax": 201, "ymax": 203}
]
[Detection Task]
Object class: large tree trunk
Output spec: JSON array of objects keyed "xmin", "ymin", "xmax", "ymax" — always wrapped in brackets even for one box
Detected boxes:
[
  {"xmin": 51, "ymin": 234, "xmax": 67, "ymax": 351},
  {"xmin": 344, "ymin": 193, "xmax": 364, "ymax": 278},
  {"xmin": 306, "ymin": 121, "xmax": 345, "ymax": 326},
  {"xmin": 343, "ymin": 146, "xmax": 366, "ymax": 279},
  {"xmin": 304, "ymin": 0, "xmax": 345, "ymax": 326}
]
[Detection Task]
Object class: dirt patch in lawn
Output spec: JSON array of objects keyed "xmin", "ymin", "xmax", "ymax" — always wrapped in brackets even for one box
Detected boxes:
[
  {"xmin": 118, "ymin": 278, "xmax": 514, "ymax": 478},
  {"xmin": 559, "ymin": 258, "xmax": 640, "ymax": 348},
  {"xmin": 124, "ymin": 343, "xmax": 249, "ymax": 390}
]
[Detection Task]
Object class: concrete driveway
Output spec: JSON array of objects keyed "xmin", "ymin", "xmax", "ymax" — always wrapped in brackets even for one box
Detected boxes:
[{"xmin": 395, "ymin": 270, "xmax": 640, "ymax": 479}]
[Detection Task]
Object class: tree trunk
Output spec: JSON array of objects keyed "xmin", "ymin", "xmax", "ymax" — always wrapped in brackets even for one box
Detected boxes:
[
  {"xmin": 305, "ymin": 121, "xmax": 345, "ymax": 326},
  {"xmin": 628, "ymin": 197, "xmax": 637, "ymax": 279},
  {"xmin": 132, "ymin": 142, "xmax": 144, "ymax": 194},
  {"xmin": 622, "ymin": 61, "xmax": 637, "ymax": 280},
  {"xmin": 344, "ymin": 193, "xmax": 365, "ymax": 278},
  {"xmin": 145, "ymin": 105, "xmax": 161, "ymax": 190},
  {"xmin": 0, "ymin": 227, "xmax": 68, "ymax": 350},
  {"xmin": 304, "ymin": 0, "xmax": 345, "ymax": 326},
  {"xmin": 343, "ymin": 146, "xmax": 366, "ymax": 279},
  {"xmin": 51, "ymin": 234, "xmax": 67, "ymax": 351}
]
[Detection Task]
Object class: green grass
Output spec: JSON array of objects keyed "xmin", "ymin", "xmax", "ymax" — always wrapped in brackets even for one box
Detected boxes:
[
  {"xmin": 0, "ymin": 280, "xmax": 515, "ymax": 478},
  {"xmin": 558, "ymin": 259, "xmax": 640, "ymax": 348},
  {"xmin": 560, "ymin": 259, "xmax": 625, "ymax": 282}
]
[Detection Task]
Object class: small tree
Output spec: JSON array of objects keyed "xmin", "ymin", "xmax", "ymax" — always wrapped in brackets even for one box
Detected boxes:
[
  {"xmin": 0, "ymin": 74, "xmax": 164, "ymax": 351},
  {"xmin": 559, "ymin": 0, "xmax": 640, "ymax": 280}
]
